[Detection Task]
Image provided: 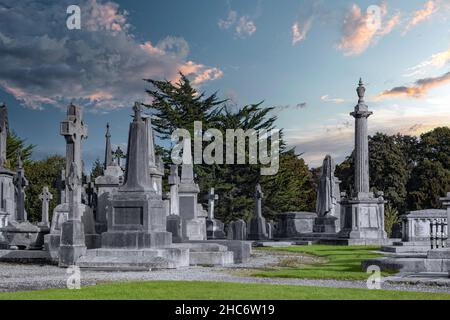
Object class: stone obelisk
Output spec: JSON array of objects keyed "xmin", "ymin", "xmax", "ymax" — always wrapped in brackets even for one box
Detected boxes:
[
  {"xmin": 352, "ymin": 79, "xmax": 372, "ymax": 199},
  {"xmin": 104, "ymin": 123, "xmax": 114, "ymax": 169},
  {"xmin": 339, "ymin": 79, "xmax": 387, "ymax": 244}
]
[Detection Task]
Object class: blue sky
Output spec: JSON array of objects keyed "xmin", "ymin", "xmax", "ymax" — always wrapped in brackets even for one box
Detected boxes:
[{"xmin": 1, "ymin": 0, "xmax": 450, "ymax": 171}]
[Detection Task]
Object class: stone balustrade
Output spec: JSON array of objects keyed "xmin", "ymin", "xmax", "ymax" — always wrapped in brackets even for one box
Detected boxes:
[{"xmin": 401, "ymin": 209, "xmax": 448, "ymax": 249}]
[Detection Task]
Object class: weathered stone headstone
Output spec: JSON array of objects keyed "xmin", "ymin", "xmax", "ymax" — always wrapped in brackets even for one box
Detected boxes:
[
  {"xmin": 206, "ymin": 188, "xmax": 225, "ymax": 239},
  {"xmin": 59, "ymin": 162, "xmax": 87, "ymax": 266},
  {"xmin": 338, "ymin": 79, "xmax": 387, "ymax": 244},
  {"xmin": 38, "ymin": 186, "xmax": 53, "ymax": 228},
  {"xmin": 227, "ymin": 219, "xmax": 247, "ymax": 240},
  {"xmin": 247, "ymin": 184, "xmax": 268, "ymax": 240},
  {"xmin": 314, "ymin": 155, "xmax": 341, "ymax": 233},
  {"xmin": 101, "ymin": 102, "xmax": 171, "ymax": 248}
]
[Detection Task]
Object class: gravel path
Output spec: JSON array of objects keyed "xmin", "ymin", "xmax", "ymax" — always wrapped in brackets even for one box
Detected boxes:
[{"xmin": 0, "ymin": 250, "xmax": 449, "ymax": 294}]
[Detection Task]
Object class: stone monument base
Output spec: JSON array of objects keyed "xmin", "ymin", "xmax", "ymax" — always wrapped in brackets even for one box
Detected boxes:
[
  {"xmin": 167, "ymin": 215, "xmax": 183, "ymax": 243},
  {"xmin": 59, "ymin": 219, "xmax": 87, "ymax": 267},
  {"xmin": 275, "ymin": 212, "xmax": 316, "ymax": 238},
  {"xmin": 248, "ymin": 216, "xmax": 268, "ymax": 241},
  {"xmin": 101, "ymin": 230, "xmax": 172, "ymax": 248},
  {"xmin": 206, "ymin": 218, "xmax": 226, "ymax": 239},
  {"xmin": 339, "ymin": 196, "xmax": 387, "ymax": 241},
  {"xmin": 313, "ymin": 216, "xmax": 339, "ymax": 233},
  {"xmin": 183, "ymin": 218, "xmax": 206, "ymax": 241},
  {"xmin": 77, "ymin": 246, "xmax": 190, "ymax": 271},
  {"xmin": 1, "ymin": 221, "xmax": 41, "ymax": 250},
  {"xmin": 363, "ymin": 248, "xmax": 450, "ymax": 274}
]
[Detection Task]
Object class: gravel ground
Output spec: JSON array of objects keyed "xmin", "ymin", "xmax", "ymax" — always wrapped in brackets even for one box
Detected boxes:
[{"xmin": 0, "ymin": 250, "xmax": 449, "ymax": 294}]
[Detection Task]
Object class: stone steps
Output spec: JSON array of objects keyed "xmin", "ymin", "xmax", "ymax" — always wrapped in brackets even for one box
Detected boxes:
[
  {"xmin": 177, "ymin": 243, "xmax": 235, "ymax": 266},
  {"xmin": 77, "ymin": 247, "xmax": 190, "ymax": 271},
  {"xmin": 381, "ymin": 245, "xmax": 431, "ymax": 253},
  {"xmin": 189, "ymin": 251, "xmax": 234, "ymax": 266}
]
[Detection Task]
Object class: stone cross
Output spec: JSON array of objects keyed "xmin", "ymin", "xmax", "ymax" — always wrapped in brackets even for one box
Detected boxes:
[
  {"xmin": 84, "ymin": 175, "xmax": 96, "ymax": 208},
  {"xmin": 350, "ymin": 79, "xmax": 373, "ymax": 198},
  {"xmin": 60, "ymin": 103, "xmax": 88, "ymax": 181},
  {"xmin": 207, "ymin": 187, "xmax": 219, "ymax": 220},
  {"xmin": 55, "ymin": 169, "xmax": 66, "ymax": 205},
  {"xmin": 0, "ymin": 103, "xmax": 8, "ymax": 167},
  {"xmin": 14, "ymin": 150, "xmax": 29, "ymax": 222},
  {"xmin": 67, "ymin": 161, "xmax": 82, "ymax": 220},
  {"xmin": 104, "ymin": 123, "xmax": 114, "ymax": 169},
  {"xmin": 133, "ymin": 101, "xmax": 143, "ymax": 122},
  {"xmin": 39, "ymin": 186, "xmax": 53, "ymax": 227},
  {"xmin": 168, "ymin": 165, "xmax": 180, "ymax": 215},
  {"xmin": 255, "ymin": 184, "xmax": 263, "ymax": 218},
  {"xmin": 114, "ymin": 146, "xmax": 125, "ymax": 167}
]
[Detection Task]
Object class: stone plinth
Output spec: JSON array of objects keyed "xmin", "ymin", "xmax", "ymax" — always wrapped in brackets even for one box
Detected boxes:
[
  {"xmin": 94, "ymin": 166, "xmax": 122, "ymax": 234},
  {"xmin": 313, "ymin": 216, "xmax": 339, "ymax": 233},
  {"xmin": 206, "ymin": 219, "xmax": 226, "ymax": 239},
  {"xmin": 275, "ymin": 212, "xmax": 316, "ymax": 238},
  {"xmin": 1, "ymin": 221, "xmax": 40, "ymax": 249},
  {"xmin": 44, "ymin": 203, "xmax": 100, "ymax": 261},
  {"xmin": 401, "ymin": 209, "xmax": 447, "ymax": 244},
  {"xmin": 166, "ymin": 215, "xmax": 183, "ymax": 243},
  {"xmin": 227, "ymin": 220, "xmax": 247, "ymax": 240},
  {"xmin": 338, "ymin": 194, "xmax": 387, "ymax": 243},
  {"xmin": 102, "ymin": 192, "xmax": 171, "ymax": 248}
]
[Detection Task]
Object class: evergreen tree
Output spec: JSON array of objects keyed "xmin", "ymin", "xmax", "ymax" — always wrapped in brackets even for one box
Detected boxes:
[
  {"xmin": 369, "ymin": 133, "xmax": 409, "ymax": 213},
  {"xmin": 142, "ymin": 74, "xmax": 314, "ymax": 222},
  {"xmin": 90, "ymin": 158, "xmax": 104, "ymax": 179},
  {"xmin": 6, "ymin": 131, "xmax": 34, "ymax": 169},
  {"xmin": 24, "ymin": 155, "xmax": 65, "ymax": 222}
]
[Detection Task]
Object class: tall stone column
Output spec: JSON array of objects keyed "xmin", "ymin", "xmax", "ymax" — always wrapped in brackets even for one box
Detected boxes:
[
  {"xmin": 38, "ymin": 186, "xmax": 53, "ymax": 228},
  {"xmin": 352, "ymin": 78, "xmax": 372, "ymax": 199},
  {"xmin": 338, "ymin": 79, "xmax": 387, "ymax": 244}
]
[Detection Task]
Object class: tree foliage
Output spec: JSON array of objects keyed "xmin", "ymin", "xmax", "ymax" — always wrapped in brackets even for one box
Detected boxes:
[
  {"xmin": 336, "ymin": 127, "xmax": 450, "ymax": 215},
  {"xmin": 24, "ymin": 155, "xmax": 65, "ymax": 222},
  {"xmin": 143, "ymin": 74, "xmax": 310, "ymax": 222}
]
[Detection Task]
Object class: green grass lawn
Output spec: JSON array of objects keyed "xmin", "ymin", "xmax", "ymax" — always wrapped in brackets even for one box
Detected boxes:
[
  {"xmin": 249, "ymin": 245, "xmax": 393, "ymax": 281},
  {"xmin": 0, "ymin": 280, "xmax": 448, "ymax": 300}
]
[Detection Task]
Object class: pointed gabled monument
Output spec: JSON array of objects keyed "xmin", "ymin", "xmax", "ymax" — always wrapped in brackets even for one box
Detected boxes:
[
  {"xmin": 95, "ymin": 123, "xmax": 123, "ymax": 234},
  {"xmin": 177, "ymin": 138, "xmax": 206, "ymax": 240},
  {"xmin": 101, "ymin": 102, "xmax": 172, "ymax": 248},
  {"xmin": 338, "ymin": 79, "xmax": 387, "ymax": 244}
]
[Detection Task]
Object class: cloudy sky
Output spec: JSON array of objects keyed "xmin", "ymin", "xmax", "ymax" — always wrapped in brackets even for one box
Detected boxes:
[{"xmin": 1, "ymin": 0, "xmax": 450, "ymax": 170}]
